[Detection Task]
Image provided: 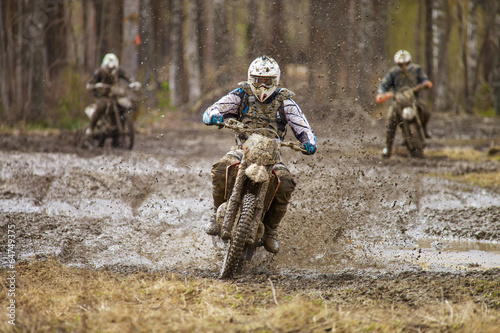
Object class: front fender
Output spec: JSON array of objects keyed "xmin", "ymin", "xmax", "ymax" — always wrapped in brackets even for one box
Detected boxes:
[{"xmin": 245, "ymin": 164, "xmax": 270, "ymax": 183}]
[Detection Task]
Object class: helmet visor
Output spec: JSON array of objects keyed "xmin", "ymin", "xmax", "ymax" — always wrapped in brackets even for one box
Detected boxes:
[{"xmin": 251, "ymin": 75, "xmax": 277, "ymax": 89}]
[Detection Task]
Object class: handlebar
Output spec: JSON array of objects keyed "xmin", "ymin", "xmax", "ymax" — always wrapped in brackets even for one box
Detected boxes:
[
  {"xmin": 222, "ymin": 119, "xmax": 306, "ymax": 153},
  {"xmin": 376, "ymin": 82, "xmax": 432, "ymax": 104}
]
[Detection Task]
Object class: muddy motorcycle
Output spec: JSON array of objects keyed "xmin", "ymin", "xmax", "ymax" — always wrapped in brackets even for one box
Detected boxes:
[
  {"xmin": 82, "ymin": 83, "xmax": 137, "ymax": 150},
  {"xmin": 378, "ymin": 84, "xmax": 427, "ymax": 158},
  {"xmin": 214, "ymin": 119, "xmax": 304, "ymax": 279}
]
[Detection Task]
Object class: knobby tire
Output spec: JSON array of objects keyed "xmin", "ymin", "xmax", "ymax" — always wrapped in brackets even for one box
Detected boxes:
[
  {"xmin": 220, "ymin": 193, "xmax": 256, "ymax": 279},
  {"xmin": 402, "ymin": 120, "xmax": 424, "ymax": 158}
]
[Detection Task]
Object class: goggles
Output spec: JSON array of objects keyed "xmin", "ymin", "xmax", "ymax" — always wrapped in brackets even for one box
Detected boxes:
[{"xmin": 251, "ymin": 75, "xmax": 276, "ymax": 88}]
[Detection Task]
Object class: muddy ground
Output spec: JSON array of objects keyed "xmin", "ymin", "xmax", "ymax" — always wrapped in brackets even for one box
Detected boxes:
[{"xmin": 1, "ymin": 101, "xmax": 500, "ymax": 324}]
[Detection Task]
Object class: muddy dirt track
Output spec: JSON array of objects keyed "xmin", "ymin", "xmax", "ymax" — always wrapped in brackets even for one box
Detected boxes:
[{"xmin": 1, "ymin": 103, "xmax": 500, "ymax": 299}]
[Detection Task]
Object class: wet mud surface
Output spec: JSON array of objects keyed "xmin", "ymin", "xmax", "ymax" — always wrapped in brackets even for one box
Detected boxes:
[{"xmin": 1, "ymin": 107, "xmax": 500, "ymax": 297}]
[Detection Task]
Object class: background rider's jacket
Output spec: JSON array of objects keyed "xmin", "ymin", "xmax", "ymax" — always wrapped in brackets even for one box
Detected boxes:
[
  {"xmin": 203, "ymin": 82, "xmax": 316, "ymax": 145},
  {"xmin": 88, "ymin": 68, "xmax": 132, "ymax": 98},
  {"xmin": 378, "ymin": 64, "xmax": 430, "ymax": 98}
]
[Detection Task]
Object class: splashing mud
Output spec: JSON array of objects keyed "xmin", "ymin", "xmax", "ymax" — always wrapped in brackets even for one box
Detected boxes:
[{"xmin": 1, "ymin": 111, "xmax": 499, "ymax": 282}]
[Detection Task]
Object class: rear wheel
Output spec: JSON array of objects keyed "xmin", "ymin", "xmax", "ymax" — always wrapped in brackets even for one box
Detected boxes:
[
  {"xmin": 220, "ymin": 193, "xmax": 256, "ymax": 279},
  {"xmin": 402, "ymin": 120, "xmax": 424, "ymax": 158}
]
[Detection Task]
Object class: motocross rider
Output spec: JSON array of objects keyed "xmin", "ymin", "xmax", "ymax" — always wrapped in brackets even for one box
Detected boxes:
[
  {"xmin": 202, "ymin": 55, "xmax": 317, "ymax": 254},
  {"xmin": 376, "ymin": 50, "xmax": 433, "ymax": 158},
  {"xmin": 85, "ymin": 53, "xmax": 141, "ymax": 137}
]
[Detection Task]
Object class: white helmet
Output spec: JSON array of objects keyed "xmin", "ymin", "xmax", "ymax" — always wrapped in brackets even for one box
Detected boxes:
[
  {"xmin": 394, "ymin": 50, "xmax": 412, "ymax": 65},
  {"xmin": 248, "ymin": 55, "xmax": 280, "ymax": 102},
  {"xmin": 101, "ymin": 53, "xmax": 119, "ymax": 73}
]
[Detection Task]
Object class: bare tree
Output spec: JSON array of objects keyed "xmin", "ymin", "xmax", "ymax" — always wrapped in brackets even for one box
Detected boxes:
[
  {"xmin": 140, "ymin": 0, "xmax": 159, "ymax": 108},
  {"xmin": 0, "ymin": 0, "xmax": 10, "ymax": 119},
  {"xmin": 433, "ymin": 0, "xmax": 451, "ymax": 111},
  {"xmin": 169, "ymin": 0, "xmax": 184, "ymax": 106},
  {"xmin": 200, "ymin": 0, "xmax": 216, "ymax": 91},
  {"xmin": 357, "ymin": 0, "xmax": 372, "ymax": 100},
  {"xmin": 425, "ymin": 0, "xmax": 434, "ymax": 86},
  {"xmin": 186, "ymin": 0, "xmax": 201, "ymax": 106},
  {"xmin": 247, "ymin": 0, "xmax": 260, "ymax": 61},
  {"xmin": 122, "ymin": 0, "xmax": 139, "ymax": 79},
  {"xmin": 84, "ymin": 0, "xmax": 98, "ymax": 73},
  {"xmin": 214, "ymin": 0, "xmax": 232, "ymax": 87}
]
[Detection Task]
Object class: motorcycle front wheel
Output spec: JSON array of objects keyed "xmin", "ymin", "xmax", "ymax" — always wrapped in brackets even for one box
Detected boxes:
[
  {"xmin": 112, "ymin": 114, "xmax": 135, "ymax": 150},
  {"xmin": 220, "ymin": 193, "xmax": 256, "ymax": 279},
  {"xmin": 401, "ymin": 120, "xmax": 424, "ymax": 158}
]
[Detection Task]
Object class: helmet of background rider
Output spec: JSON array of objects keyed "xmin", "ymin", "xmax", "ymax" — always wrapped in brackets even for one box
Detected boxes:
[
  {"xmin": 394, "ymin": 50, "xmax": 412, "ymax": 69},
  {"xmin": 248, "ymin": 55, "xmax": 280, "ymax": 102},
  {"xmin": 101, "ymin": 53, "xmax": 119, "ymax": 75}
]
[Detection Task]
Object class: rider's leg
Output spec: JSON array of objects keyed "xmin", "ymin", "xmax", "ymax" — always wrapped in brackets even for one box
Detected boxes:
[
  {"xmin": 417, "ymin": 101, "xmax": 432, "ymax": 138},
  {"xmin": 383, "ymin": 104, "xmax": 398, "ymax": 158},
  {"xmin": 206, "ymin": 151, "xmax": 242, "ymax": 235},
  {"xmin": 87, "ymin": 97, "xmax": 109, "ymax": 135},
  {"xmin": 262, "ymin": 165, "xmax": 296, "ymax": 253}
]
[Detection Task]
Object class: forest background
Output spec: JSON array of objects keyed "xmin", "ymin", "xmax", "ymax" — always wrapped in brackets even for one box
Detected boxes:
[{"xmin": 0, "ymin": 0, "xmax": 499, "ymax": 131}]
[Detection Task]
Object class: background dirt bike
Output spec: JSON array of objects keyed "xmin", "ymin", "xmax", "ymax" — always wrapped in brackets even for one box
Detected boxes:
[
  {"xmin": 214, "ymin": 119, "xmax": 305, "ymax": 279},
  {"xmin": 78, "ymin": 84, "xmax": 139, "ymax": 150},
  {"xmin": 378, "ymin": 85, "xmax": 427, "ymax": 158}
]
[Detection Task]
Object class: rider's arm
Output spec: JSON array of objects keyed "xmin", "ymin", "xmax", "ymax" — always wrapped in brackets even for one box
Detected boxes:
[
  {"xmin": 376, "ymin": 71, "xmax": 395, "ymax": 103},
  {"xmin": 415, "ymin": 66, "xmax": 433, "ymax": 89},
  {"xmin": 86, "ymin": 70, "xmax": 101, "ymax": 90},
  {"xmin": 202, "ymin": 89, "xmax": 242, "ymax": 125},
  {"xmin": 117, "ymin": 68, "xmax": 132, "ymax": 83},
  {"xmin": 283, "ymin": 99, "xmax": 317, "ymax": 154},
  {"xmin": 283, "ymin": 99, "xmax": 315, "ymax": 144}
]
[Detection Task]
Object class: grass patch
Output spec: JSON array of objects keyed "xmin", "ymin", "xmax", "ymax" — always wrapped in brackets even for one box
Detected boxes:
[
  {"xmin": 1, "ymin": 259, "xmax": 500, "ymax": 332},
  {"xmin": 426, "ymin": 147, "xmax": 489, "ymax": 162}
]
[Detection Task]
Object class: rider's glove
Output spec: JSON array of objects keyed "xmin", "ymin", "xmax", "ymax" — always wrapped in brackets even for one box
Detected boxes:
[
  {"xmin": 203, "ymin": 113, "xmax": 224, "ymax": 126},
  {"xmin": 301, "ymin": 141, "xmax": 317, "ymax": 155},
  {"xmin": 129, "ymin": 81, "xmax": 142, "ymax": 89}
]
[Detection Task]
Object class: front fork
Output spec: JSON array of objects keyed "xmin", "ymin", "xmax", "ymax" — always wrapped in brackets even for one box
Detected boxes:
[{"xmin": 220, "ymin": 161, "xmax": 278, "ymax": 243}]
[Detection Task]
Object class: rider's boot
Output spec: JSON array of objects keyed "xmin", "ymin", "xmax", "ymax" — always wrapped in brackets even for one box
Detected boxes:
[
  {"xmin": 205, "ymin": 206, "xmax": 220, "ymax": 236},
  {"xmin": 382, "ymin": 147, "xmax": 391, "ymax": 158},
  {"xmin": 383, "ymin": 115, "xmax": 397, "ymax": 158},
  {"xmin": 262, "ymin": 203, "xmax": 287, "ymax": 254},
  {"xmin": 423, "ymin": 127, "xmax": 432, "ymax": 139}
]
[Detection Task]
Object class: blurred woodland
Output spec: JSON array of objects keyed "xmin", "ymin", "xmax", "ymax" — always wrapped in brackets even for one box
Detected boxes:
[{"xmin": 0, "ymin": 0, "xmax": 499, "ymax": 129}]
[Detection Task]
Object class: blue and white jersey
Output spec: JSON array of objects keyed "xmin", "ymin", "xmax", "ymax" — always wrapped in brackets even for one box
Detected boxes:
[{"xmin": 203, "ymin": 87, "xmax": 316, "ymax": 145}]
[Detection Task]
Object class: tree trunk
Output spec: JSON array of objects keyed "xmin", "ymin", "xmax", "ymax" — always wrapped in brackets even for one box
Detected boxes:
[
  {"xmin": 247, "ymin": 0, "xmax": 260, "ymax": 61},
  {"xmin": 200, "ymin": 0, "xmax": 217, "ymax": 91},
  {"xmin": 415, "ymin": 1, "xmax": 423, "ymax": 65},
  {"xmin": 186, "ymin": 0, "xmax": 201, "ymax": 106},
  {"xmin": 468, "ymin": 0, "xmax": 479, "ymax": 95},
  {"xmin": 84, "ymin": 1, "xmax": 97, "ymax": 73},
  {"xmin": 424, "ymin": 0, "xmax": 434, "ymax": 84},
  {"xmin": 214, "ymin": 0, "xmax": 232, "ymax": 87},
  {"xmin": 270, "ymin": 0, "xmax": 288, "ymax": 64},
  {"xmin": 0, "ymin": 0, "xmax": 10, "ymax": 119},
  {"xmin": 24, "ymin": 0, "xmax": 48, "ymax": 123},
  {"xmin": 122, "ymin": 0, "xmax": 140, "ymax": 79},
  {"xmin": 357, "ymin": 0, "xmax": 376, "ymax": 106},
  {"xmin": 493, "ymin": 2, "xmax": 500, "ymax": 115},
  {"xmin": 433, "ymin": 0, "xmax": 451, "ymax": 111},
  {"xmin": 169, "ymin": 0, "xmax": 184, "ymax": 106},
  {"xmin": 308, "ymin": 0, "xmax": 329, "ymax": 101},
  {"xmin": 65, "ymin": 0, "xmax": 85, "ymax": 69},
  {"xmin": 140, "ymin": 0, "xmax": 159, "ymax": 108}
]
